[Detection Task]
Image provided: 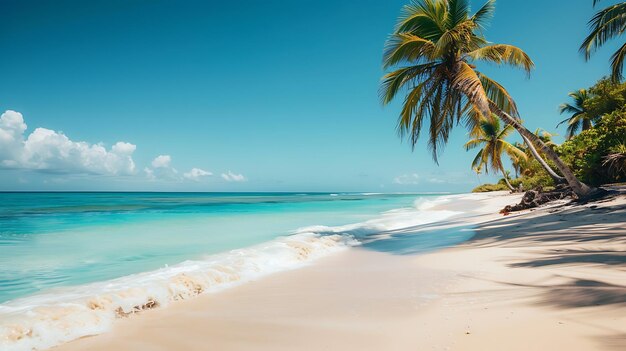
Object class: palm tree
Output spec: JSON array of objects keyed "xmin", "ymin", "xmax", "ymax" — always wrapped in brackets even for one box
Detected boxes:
[
  {"xmin": 581, "ymin": 0, "xmax": 626, "ymax": 82},
  {"xmin": 465, "ymin": 117, "xmax": 526, "ymax": 191},
  {"xmin": 381, "ymin": 0, "xmax": 595, "ymax": 196},
  {"xmin": 558, "ymin": 89, "xmax": 594, "ymax": 138},
  {"xmin": 519, "ymin": 135, "xmax": 564, "ymax": 184}
]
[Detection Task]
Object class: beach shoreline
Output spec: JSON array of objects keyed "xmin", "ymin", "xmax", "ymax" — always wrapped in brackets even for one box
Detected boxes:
[{"xmin": 45, "ymin": 191, "xmax": 626, "ymax": 350}]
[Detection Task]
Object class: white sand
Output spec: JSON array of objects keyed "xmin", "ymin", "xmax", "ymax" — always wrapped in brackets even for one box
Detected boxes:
[{"xmin": 55, "ymin": 191, "xmax": 626, "ymax": 351}]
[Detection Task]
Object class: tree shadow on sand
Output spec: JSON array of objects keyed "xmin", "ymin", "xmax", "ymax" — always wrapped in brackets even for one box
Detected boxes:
[
  {"xmin": 470, "ymin": 197, "xmax": 626, "ymax": 349},
  {"xmin": 357, "ymin": 194, "xmax": 626, "ymax": 348},
  {"xmin": 469, "ymin": 203, "xmax": 626, "ymax": 249}
]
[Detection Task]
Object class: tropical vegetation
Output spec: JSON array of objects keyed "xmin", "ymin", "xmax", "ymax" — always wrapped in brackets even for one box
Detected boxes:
[
  {"xmin": 380, "ymin": 0, "xmax": 596, "ymax": 197},
  {"xmin": 558, "ymin": 89, "xmax": 595, "ymax": 139},
  {"xmin": 558, "ymin": 105, "xmax": 626, "ymax": 185},
  {"xmin": 473, "ymin": 78, "xmax": 626, "ymax": 192},
  {"xmin": 465, "ymin": 117, "xmax": 526, "ymax": 191}
]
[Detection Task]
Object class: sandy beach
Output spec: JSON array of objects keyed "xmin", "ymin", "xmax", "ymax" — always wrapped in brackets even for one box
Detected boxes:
[
  {"xmin": 4, "ymin": 1, "xmax": 626, "ymax": 350},
  {"xmin": 51, "ymin": 190, "xmax": 626, "ymax": 351}
]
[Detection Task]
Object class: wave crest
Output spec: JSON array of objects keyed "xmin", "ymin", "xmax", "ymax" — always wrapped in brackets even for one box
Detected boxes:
[{"xmin": 0, "ymin": 233, "xmax": 357, "ymax": 351}]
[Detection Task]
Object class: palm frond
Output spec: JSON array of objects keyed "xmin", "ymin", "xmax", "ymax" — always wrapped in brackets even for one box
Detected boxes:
[
  {"xmin": 383, "ymin": 33, "xmax": 436, "ymax": 68},
  {"xmin": 566, "ymin": 117, "xmax": 583, "ymax": 140},
  {"xmin": 500, "ymin": 139, "xmax": 527, "ymax": 161},
  {"xmin": 446, "ymin": 0, "xmax": 470, "ymax": 28},
  {"xmin": 464, "ymin": 137, "xmax": 489, "ymax": 150},
  {"xmin": 452, "ymin": 61, "xmax": 490, "ymax": 117},
  {"xmin": 580, "ymin": 2, "xmax": 626, "ymax": 59},
  {"xmin": 470, "ymin": 0, "xmax": 495, "ymax": 29},
  {"xmin": 463, "ymin": 104, "xmax": 485, "ymax": 137},
  {"xmin": 558, "ymin": 103, "xmax": 583, "ymax": 116},
  {"xmin": 478, "ymin": 72, "xmax": 519, "ymax": 117},
  {"xmin": 610, "ymin": 41, "xmax": 626, "ymax": 82},
  {"xmin": 557, "ymin": 89, "xmax": 593, "ymax": 137},
  {"xmin": 467, "ymin": 44, "xmax": 534, "ymax": 75},
  {"xmin": 380, "ymin": 63, "xmax": 438, "ymax": 104},
  {"xmin": 470, "ymin": 149, "xmax": 486, "ymax": 169},
  {"xmin": 396, "ymin": 0, "xmax": 446, "ymax": 40}
]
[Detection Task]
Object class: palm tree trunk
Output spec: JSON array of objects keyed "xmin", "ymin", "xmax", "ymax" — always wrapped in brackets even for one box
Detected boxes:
[
  {"xmin": 520, "ymin": 135, "xmax": 566, "ymax": 184},
  {"xmin": 499, "ymin": 165, "xmax": 515, "ymax": 192},
  {"xmin": 490, "ymin": 106, "xmax": 596, "ymax": 197}
]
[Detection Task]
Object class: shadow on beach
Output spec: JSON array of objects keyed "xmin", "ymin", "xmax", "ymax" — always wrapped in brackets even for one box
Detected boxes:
[
  {"xmin": 472, "ymin": 196, "xmax": 626, "ymax": 306},
  {"xmin": 362, "ymin": 192, "xmax": 626, "ymax": 349}
]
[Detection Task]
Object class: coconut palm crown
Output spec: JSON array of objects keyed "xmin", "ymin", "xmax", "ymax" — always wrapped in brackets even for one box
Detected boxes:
[
  {"xmin": 581, "ymin": 0, "xmax": 626, "ymax": 82},
  {"xmin": 381, "ymin": 0, "xmax": 597, "ymax": 196},
  {"xmin": 558, "ymin": 89, "xmax": 595, "ymax": 139},
  {"xmin": 380, "ymin": 0, "xmax": 533, "ymax": 162},
  {"xmin": 465, "ymin": 117, "xmax": 527, "ymax": 191}
]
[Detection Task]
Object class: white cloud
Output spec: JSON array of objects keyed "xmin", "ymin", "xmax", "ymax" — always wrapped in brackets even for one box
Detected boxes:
[
  {"xmin": 0, "ymin": 111, "xmax": 239, "ymax": 185},
  {"xmin": 183, "ymin": 168, "xmax": 212, "ymax": 181},
  {"xmin": 221, "ymin": 171, "xmax": 246, "ymax": 182},
  {"xmin": 146, "ymin": 156, "xmax": 212, "ymax": 182},
  {"xmin": 428, "ymin": 177, "xmax": 446, "ymax": 184},
  {"xmin": 145, "ymin": 156, "xmax": 178, "ymax": 180},
  {"xmin": 151, "ymin": 155, "xmax": 171, "ymax": 168},
  {"xmin": 0, "ymin": 110, "xmax": 136, "ymax": 175},
  {"xmin": 144, "ymin": 167, "xmax": 155, "ymax": 180},
  {"xmin": 393, "ymin": 173, "xmax": 420, "ymax": 185}
]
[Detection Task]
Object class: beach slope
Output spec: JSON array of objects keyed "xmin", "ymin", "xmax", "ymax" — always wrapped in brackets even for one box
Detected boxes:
[{"xmin": 55, "ymin": 192, "xmax": 626, "ymax": 351}]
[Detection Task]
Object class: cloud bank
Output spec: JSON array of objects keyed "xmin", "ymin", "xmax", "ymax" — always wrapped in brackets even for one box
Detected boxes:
[
  {"xmin": 0, "ymin": 110, "xmax": 136, "ymax": 175},
  {"xmin": 0, "ymin": 110, "xmax": 249, "ymax": 186}
]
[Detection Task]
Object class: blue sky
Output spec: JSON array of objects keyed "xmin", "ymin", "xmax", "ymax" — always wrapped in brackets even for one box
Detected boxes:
[{"xmin": 0, "ymin": 0, "xmax": 619, "ymax": 192}]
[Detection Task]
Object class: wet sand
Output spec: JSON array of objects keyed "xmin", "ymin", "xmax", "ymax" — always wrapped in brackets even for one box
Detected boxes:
[{"xmin": 55, "ymin": 191, "xmax": 626, "ymax": 351}]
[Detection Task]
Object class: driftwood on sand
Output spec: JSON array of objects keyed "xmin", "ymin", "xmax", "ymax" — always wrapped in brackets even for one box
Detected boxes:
[{"xmin": 500, "ymin": 185, "xmax": 575, "ymax": 214}]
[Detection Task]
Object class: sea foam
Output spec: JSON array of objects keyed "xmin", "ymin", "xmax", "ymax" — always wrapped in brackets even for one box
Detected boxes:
[
  {"xmin": 0, "ymin": 199, "xmax": 459, "ymax": 351},
  {"xmin": 0, "ymin": 233, "xmax": 357, "ymax": 351}
]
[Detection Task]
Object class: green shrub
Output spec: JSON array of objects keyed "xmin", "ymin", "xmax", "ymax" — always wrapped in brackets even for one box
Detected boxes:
[
  {"xmin": 519, "ymin": 171, "xmax": 554, "ymax": 190},
  {"xmin": 472, "ymin": 182, "xmax": 510, "ymax": 192},
  {"xmin": 557, "ymin": 108, "xmax": 626, "ymax": 185}
]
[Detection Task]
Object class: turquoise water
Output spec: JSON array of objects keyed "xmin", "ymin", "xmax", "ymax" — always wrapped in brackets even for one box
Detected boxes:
[
  {"xmin": 0, "ymin": 192, "xmax": 430, "ymax": 303},
  {"xmin": 0, "ymin": 191, "xmax": 479, "ymax": 351}
]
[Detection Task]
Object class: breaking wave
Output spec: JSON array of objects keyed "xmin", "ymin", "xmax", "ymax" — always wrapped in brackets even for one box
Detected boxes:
[{"xmin": 0, "ymin": 196, "xmax": 460, "ymax": 351}]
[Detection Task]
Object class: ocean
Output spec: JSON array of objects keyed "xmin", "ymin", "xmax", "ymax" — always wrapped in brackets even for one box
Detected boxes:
[{"xmin": 0, "ymin": 192, "xmax": 467, "ymax": 350}]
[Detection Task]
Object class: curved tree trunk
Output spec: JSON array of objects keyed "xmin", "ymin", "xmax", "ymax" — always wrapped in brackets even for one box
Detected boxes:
[
  {"xmin": 454, "ymin": 80, "xmax": 596, "ymax": 198},
  {"xmin": 500, "ymin": 165, "xmax": 515, "ymax": 192},
  {"xmin": 520, "ymin": 135, "xmax": 566, "ymax": 184},
  {"xmin": 490, "ymin": 105, "xmax": 596, "ymax": 198}
]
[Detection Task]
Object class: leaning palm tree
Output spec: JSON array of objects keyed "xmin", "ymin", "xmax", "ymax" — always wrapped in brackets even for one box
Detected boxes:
[
  {"xmin": 465, "ymin": 117, "xmax": 526, "ymax": 191},
  {"xmin": 381, "ymin": 0, "xmax": 595, "ymax": 196},
  {"xmin": 558, "ymin": 89, "xmax": 594, "ymax": 138},
  {"xmin": 521, "ymin": 133, "xmax": 564, "ymax": 184},
  {"xmin": 581, "ymin": 0, "xmax": 626, "ymax": 82}
]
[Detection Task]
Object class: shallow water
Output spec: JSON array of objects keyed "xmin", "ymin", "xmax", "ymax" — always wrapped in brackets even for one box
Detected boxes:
[{"xmin": 0, "ymin": 191, "xmax": 463, "ymax": 351}]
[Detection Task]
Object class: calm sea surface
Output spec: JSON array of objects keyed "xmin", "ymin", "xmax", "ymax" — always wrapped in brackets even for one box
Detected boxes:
[{"xmin": 0, "ymin": 192, "xmax": 434, "ymax": 303}]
